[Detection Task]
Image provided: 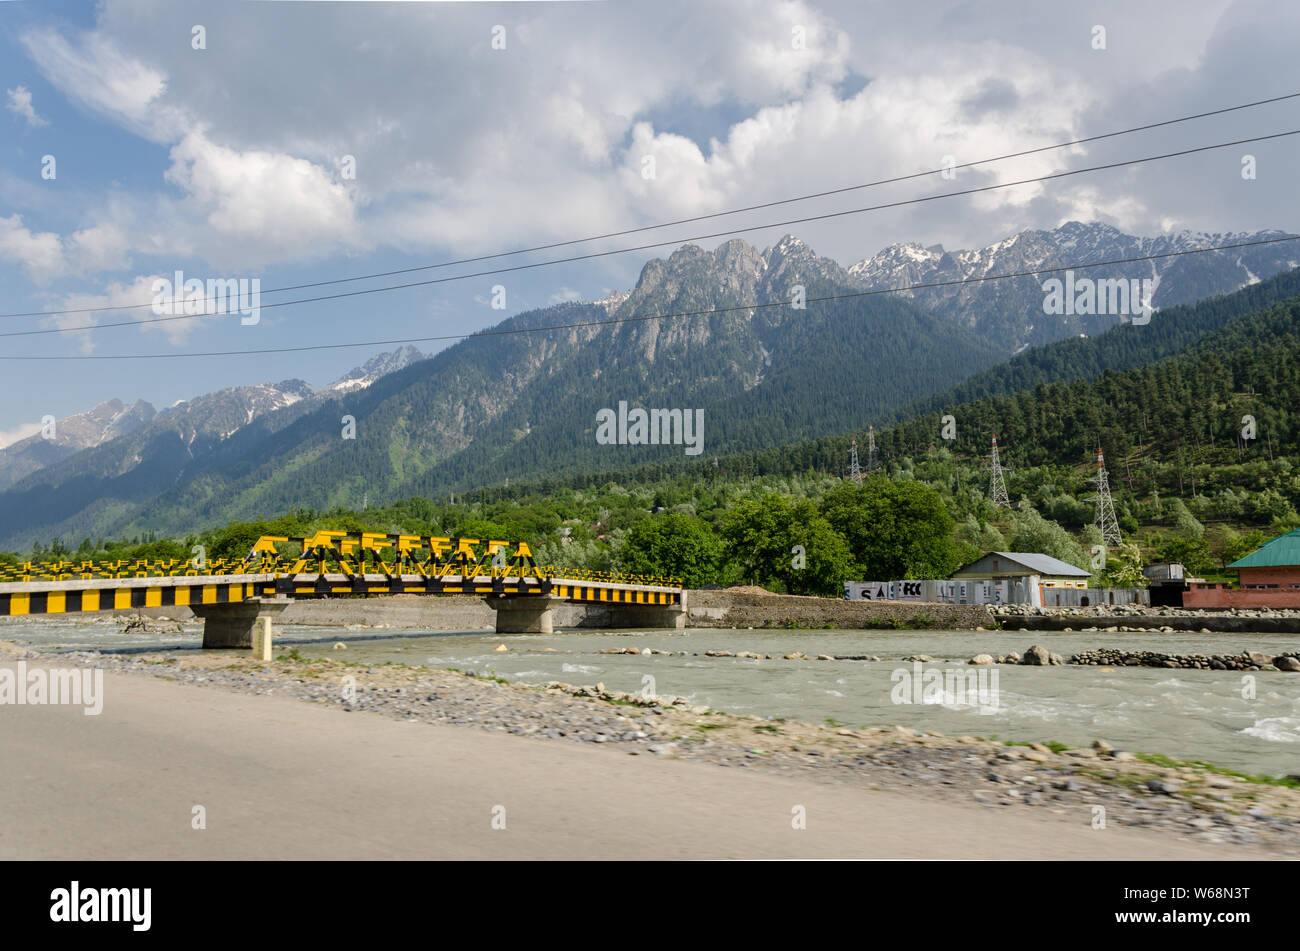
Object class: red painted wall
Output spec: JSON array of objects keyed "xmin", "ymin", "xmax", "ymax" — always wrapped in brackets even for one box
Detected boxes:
[
  {"xmin": 1236, "ymin": 567, "xmax": 1300, "ymax": 588},
  {"xmin": 1184, "ymin": 581, "xmax": 1300, "ymax": 608}
]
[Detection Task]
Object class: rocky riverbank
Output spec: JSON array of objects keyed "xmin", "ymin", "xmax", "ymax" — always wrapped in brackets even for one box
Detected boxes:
[
  {"xmin": 993, "ymin": 603, "xmax": 1300, "ymax": 634},
  {"xmin": 601, "ymin": 640, "xmax": 1300, "ymax": 673},
  {"xmin": 1069, "ymin": 648, "xmax": 1300, "ymax": 671},
  {"xmin": 4, "ymin": 638, "xmax": 1297, "ymax": 854}
]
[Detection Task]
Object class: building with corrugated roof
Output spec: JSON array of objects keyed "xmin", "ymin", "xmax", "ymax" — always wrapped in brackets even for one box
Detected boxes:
[
  {"xmin": 950, "ymin": 552, "xmax": 1091, "ymax": 589},
  {"xmin": 1229, "ymin": 527, "xmax": 1300, "ymax": 589},
  {"xmin": 1184, "ymin": 528, "xmax": 1300, "ymax": 608}
]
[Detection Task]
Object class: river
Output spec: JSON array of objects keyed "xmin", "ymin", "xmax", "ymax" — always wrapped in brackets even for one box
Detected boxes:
[{"xmin": 6, "ymin": 617, "xmax": 1299, "ymax": 778}]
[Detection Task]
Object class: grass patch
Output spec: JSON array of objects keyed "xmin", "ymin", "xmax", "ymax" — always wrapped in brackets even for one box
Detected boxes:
[
  {"xmin": 753, "ymin": 724, "xmax": 781, "ymax": 735},
  {"xmin": 1004, "ymin": 739, "xmax": 1070, "ymax": 754},
  {"xmin": 1134, "ymin": 753, "xmax": 1300, "ymax": 789}
]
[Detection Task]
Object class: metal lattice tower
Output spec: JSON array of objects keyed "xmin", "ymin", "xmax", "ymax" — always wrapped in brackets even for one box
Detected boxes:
[
  {"xmin": 866, "ymin": 424, "xmax": 878, "ymax": 473},
  {"xmin": 988, "ymin": 435, "xmax": 1010, "ymax": 508},
  {"xmin": 847, "ymin": 438, "xmax": 863, "ymax": 482},
  {"xmin": 1088, "ymin": 448, "xmax": 1122, "ymax": 546}
]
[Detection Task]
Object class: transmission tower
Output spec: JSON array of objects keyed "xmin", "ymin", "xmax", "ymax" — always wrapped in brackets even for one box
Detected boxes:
[
  {"xmin": 1089, "ymin": 448, "xmax": 1122, "ymax": 546},
  {"xmin": 847, "ymin": 438, "xmax": 863, "ymax": 482},
  {"xmin": 866, "ymin": 424, "xmax": 878, "ymax": 473},
  {"xmin": 988, "ymin": 435, "xmax": 1011, "ymax": 508}
]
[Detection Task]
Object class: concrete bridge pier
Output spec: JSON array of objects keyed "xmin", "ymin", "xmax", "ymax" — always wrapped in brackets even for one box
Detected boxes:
[
  {"xmin": 486, "ymin": 595, "xmax": 563, "ymax": 634},
  {"xmin": 486, "ymin": 591, "xmax": 687, "ymax": 634},
  {"xmin": 606, "ymin": 598, "xmax": 687, "ymax": 630},
  {"xmin": 192, "ymin": 598, "xmax": 292, "ymax": 656}
]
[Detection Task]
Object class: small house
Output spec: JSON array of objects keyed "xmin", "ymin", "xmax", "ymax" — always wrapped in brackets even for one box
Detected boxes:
[{"xmin": 951, "ymin": 552, "xmax": 1091, "ymax": 589}]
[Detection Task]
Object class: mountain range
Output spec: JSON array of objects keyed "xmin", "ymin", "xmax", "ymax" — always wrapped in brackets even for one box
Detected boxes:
[
  {"xmin": 0, "ymin": 221, "xmax": 1294, "ymax": 550},
  {"xmin": 847, "ymin": 221, "xmax": 1299, "ymax": 351}
]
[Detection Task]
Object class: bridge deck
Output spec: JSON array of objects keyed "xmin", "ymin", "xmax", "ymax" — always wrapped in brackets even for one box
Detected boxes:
[{"xmin": 0, "ymin": 573, "xmax": 682, "ymax": 617}]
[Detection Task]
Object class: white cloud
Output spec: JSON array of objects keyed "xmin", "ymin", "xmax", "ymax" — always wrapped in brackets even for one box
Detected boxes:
[
  {"xmin": 0, "ymin": 215, "xmax": 65, "ymax": 283},
  {"xmin": 0, "ymin": 216, "xmax": 136, "ymax": 283},
  {"xmin": 5, "ymin": 85, "xmax": 47, "ymax": 127},
  {"xmin": 41, "ymin": 272, "xmax": 224, "ymax": 354},
  {"xmin": 0, "ymin": 421, "xmax": 44, "ymax": 450},
  {"xmin": 163, "ymin": 130, "xmax": 359, "ymax": 261},
  {"xmin": 21, "ymin": 29, "xmax": 179, "ymax": 141},
  {"xmin": 7, "ymin": 0, "xmax": 1300, "ymax": 304}
]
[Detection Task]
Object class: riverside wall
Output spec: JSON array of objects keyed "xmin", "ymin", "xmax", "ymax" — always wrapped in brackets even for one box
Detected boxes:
[
  {"xmin": 685, "ymin": 590, "xmax": 995, "ymax": 630},
  {"xmin": 88, "ymin": 590, "xmax": 996, "ymax": 631}
]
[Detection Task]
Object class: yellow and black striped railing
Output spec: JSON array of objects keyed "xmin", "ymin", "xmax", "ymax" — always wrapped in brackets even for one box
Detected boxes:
[{"xmin": 0, "ymin": 531, "xmax": 683, "ymax": 618}]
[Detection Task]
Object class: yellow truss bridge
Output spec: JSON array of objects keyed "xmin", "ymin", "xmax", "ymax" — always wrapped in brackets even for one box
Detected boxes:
[{"xmin": 0, "ymin": 531, "xmax": 686, "ymax": 646}]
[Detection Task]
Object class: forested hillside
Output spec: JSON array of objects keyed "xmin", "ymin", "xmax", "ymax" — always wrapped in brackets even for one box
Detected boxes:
[
  {"xmin": 0, "ymin": 239, "xmax": 1002, "ymax": 550},
  {"xmin": 13, "ymin": 270, "xmax": 1300, "ymax": 595}
]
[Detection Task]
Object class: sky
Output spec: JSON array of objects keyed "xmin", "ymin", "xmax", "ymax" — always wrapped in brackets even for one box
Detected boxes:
[{"xmin": 1, "ymin": 0, "xmax": 1298, "ymax": 442}]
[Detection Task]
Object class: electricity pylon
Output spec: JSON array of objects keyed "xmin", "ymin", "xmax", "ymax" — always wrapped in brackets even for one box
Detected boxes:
[
  {"xmin": 866, "ymin": 424, "xmax": 878, "ymax": 473},
  {"xmin": 988, "ymin": 435, "xmax": 1010, "ymax": 508},
  {"xmin": 1088, "ymin": 448, "xmax": 1122, "ymax": 545},
  {"xmin": 847, "ymin": 438, "xmax": 863, "ymax": 482}
]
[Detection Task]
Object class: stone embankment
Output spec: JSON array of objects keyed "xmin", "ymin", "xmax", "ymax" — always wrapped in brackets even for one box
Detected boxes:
[
  {"xmin": 669, "ymin": 640, "xmax": 1300, "ymax": 673},
  {"xmin": 687, "ymin": 588, "xmax": 993, "ymax": 630},
  {"xmin": 993, "ymin": 603, "xmax": 1300, "ymax": 634},
  {"xmin": 67, "ymin": 589, "xmax": 996, "ymax": 633},
  {"xmin": 1069, "ymin": 648, "xmax": 1300, "ymax": 671}
]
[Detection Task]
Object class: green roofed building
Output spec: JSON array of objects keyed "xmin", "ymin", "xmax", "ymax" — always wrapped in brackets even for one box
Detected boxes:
[{"xmin": 1227, "ymin": 528, "xmax": 1300, "ymax": 591}]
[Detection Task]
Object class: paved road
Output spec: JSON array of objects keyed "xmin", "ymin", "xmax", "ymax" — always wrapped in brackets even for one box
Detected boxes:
[{"xmin": 0, "ymin": 663, "xmax": 1267, "ymax": 859}]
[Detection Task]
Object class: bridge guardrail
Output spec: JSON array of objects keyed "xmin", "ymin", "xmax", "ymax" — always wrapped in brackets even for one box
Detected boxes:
[{"xmin": 1, "ymin": 531, "xmax": 682, "ymax": 589}]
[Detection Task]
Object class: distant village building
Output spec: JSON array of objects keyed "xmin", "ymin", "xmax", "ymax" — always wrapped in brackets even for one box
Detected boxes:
[
  {"xmin": 1184, "ymin": 528, "xmax": 1300, "ymax": 608},
  {"xmin": 951, "ymin": 552, "xmax": 1091, "ymax": 589},
  {"xmin": 1143, "ymin": 562, "xmax": 1190, "ymax": 607},
  {"xmin": 842, "ymin": 551, "xmax": 1154, "ymax": 607},
  {"xmin": 1230, "ymin": 528, "xmax": 1300, "ymax": 589}
]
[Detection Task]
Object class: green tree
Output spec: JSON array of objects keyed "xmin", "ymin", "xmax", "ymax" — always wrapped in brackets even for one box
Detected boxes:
[
  {"xmin": 720, "ymin": 493, "xmax": 852, "ymax": 596},
  {"xmin": 620, "ymin": 513, "xmax": 722, "ymax": 587},
  {"xmin": 1167, "ymin": 498, "xmax": 1204, "ymax": 539},
  {"xmin": 1101, "ymin": 542, "xmax": 1146, "ymax": 588},
  {"xmin": 957, "ymin": 514, "xmax": 1007, "ymax": 552},
  {"xmin": 1155, "ymin": 535, "xmax": 1214, "ymax": 575},
  {"xmin": 1222, "ymin": 529, "xmax": 1269, "ymax": 567},
  {"xmin": 1006, "ymin": 506, "xmax": 1089, "ymax": 570},
  {"xmin": 819, "ymin": 476, "xmax": 961, "ymax": 579}
]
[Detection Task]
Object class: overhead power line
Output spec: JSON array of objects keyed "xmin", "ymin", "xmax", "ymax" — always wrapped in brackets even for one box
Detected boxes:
[
  {"xmin": 6, "ymin": 126, "xmax": 1300, "ymax": 337},
  {"xmin": 2, "ymin": 234, "xmax": 1295, "ymax": 360},
  {"xmin": 3, "ymin": 89, "xmax": 1299, "ymax": 320}
]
